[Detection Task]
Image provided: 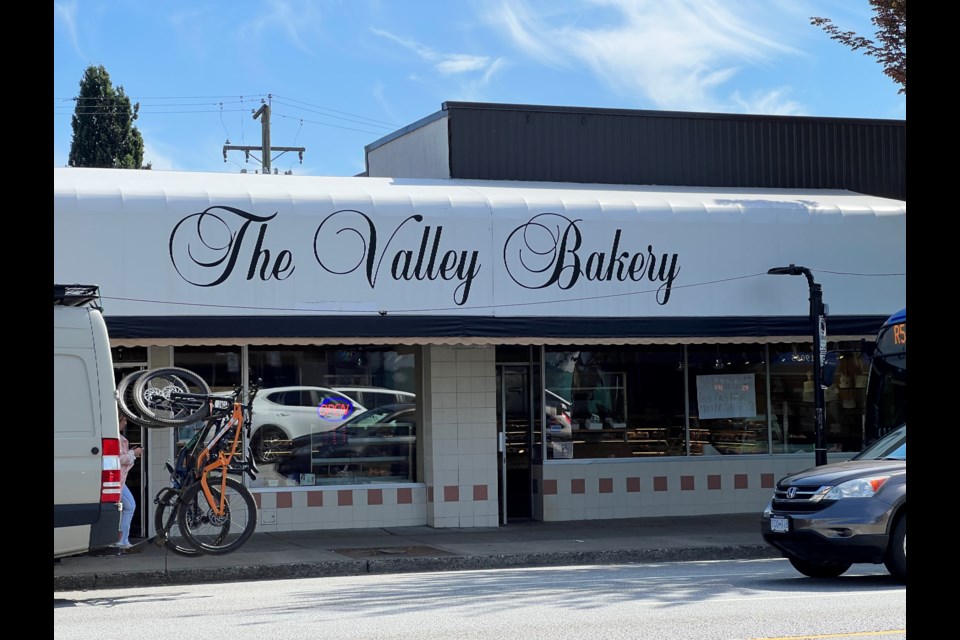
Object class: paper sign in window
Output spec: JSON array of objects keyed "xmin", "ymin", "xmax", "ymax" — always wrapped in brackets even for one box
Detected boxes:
[{"xmin": 695, "ymin": 374, "xmax": 757, "ymax": 419}]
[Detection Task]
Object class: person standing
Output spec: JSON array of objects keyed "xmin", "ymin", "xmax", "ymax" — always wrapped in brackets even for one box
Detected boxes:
[{"xmin": 115, "ymin": 413, "xmax": 143, "ymax": 551}]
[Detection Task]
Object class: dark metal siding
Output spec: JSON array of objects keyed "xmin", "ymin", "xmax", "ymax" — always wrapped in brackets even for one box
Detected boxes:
[{"xmin": 444, "ymin": 103, "xmax": 905, "ymax": 200}]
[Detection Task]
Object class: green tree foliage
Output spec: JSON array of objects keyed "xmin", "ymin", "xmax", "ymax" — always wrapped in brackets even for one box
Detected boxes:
[
  {"xmin": 68, "ymin": 65, "xmax": 149, "ymax": 169},
  {"xmin": 811, "ymin": 0, "xmax": 906, "ymax": 95}
]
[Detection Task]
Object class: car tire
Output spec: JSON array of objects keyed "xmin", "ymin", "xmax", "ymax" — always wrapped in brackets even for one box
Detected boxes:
[
  {"xmin": 884, "ymin": 513, "xmax": 906, "ymax": 583},
  {"xmin": 787, "ymin": 556, "xmax": 852, "ymax": 578},
  {"xmin": 251, "ymin": 425, "xmax": 287, "ymax": 464}
]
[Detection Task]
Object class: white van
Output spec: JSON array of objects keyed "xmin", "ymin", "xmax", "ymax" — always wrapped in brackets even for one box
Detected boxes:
[{"xmin": 54, "ymin": 284, "xmax": 123, "ymax": 559}]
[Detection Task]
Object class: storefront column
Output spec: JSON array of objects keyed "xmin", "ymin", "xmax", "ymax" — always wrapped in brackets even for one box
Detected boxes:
[
  {"xmin": 421, "ymin": 345, "xmax": 499, "ymax": 527},
  {"xmin": 142, "ymin": 346, "xmax": 175, "ymax": 537}
]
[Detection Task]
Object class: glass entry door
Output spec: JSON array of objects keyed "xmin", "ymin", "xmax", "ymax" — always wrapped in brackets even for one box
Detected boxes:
[{"xmin": 496, "ymin": 365, "xmax": 533, "ymax": 523}]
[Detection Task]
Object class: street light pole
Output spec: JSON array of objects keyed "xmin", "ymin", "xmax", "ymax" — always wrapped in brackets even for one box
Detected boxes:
[{"xmin": 768, "ymin": 264, "xmax": 828, "ymax": 466}]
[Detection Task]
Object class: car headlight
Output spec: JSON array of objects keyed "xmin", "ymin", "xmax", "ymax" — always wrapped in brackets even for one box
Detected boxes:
[{"xmin": 820, "ymin": 475, "xmax": 891, "ymax": 500}]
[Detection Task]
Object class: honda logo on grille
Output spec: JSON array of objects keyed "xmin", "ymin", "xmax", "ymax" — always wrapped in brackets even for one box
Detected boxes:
[{"xmin": 786, "ymin": 487, "xmax": 798, "ymax": 499}]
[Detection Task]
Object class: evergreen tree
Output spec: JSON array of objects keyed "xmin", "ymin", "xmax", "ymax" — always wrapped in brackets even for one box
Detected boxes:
[{"xmin": 68, "ymin": 65, "xmax": 148, "ymax": 169}]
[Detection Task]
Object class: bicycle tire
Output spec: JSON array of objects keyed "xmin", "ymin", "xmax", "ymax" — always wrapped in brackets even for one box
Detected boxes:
[
  {"xmin": 153, "ymin": 490, "xmax": 202, "ymax": 557},
  {"xmin": 132, "ymin": 367, "xmax": 212, "ymax": 427},
  {"xmin": 116, "ymin": 370, "xmax": 185, "ymax": 429},
  {"xmin": 177, "ymin": 475, "xmax": 257, "ymax": 555}
]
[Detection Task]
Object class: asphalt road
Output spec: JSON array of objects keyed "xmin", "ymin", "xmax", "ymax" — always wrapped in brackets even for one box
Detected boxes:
[{"xmin": 54, "ymin": 557, "xmax": 906, "ymax": 640}]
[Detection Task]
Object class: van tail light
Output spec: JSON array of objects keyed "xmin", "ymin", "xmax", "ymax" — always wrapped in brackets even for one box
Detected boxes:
[{"xmin": 101, "ymin": 437, "xmax": 122, "ymax": 503}]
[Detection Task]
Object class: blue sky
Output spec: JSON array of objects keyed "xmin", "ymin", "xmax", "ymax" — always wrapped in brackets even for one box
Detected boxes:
[{"xmin": 53, "ymin": 0, "xmax": 905, "ymax": 178}]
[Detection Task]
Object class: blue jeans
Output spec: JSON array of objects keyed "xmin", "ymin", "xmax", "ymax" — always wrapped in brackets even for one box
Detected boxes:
[{"xmin": 119, "ymin": 484, "xmax": 136, "ymax": 546}]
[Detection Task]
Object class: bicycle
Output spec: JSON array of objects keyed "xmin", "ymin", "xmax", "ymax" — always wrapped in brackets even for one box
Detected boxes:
[{"xmin": 123, "ymin": 367, "xmax": 261, "ymax": 555}]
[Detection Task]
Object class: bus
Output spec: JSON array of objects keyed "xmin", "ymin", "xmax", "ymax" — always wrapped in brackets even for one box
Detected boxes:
[{"xmin": 862, "ymin": 308, "xmax": 906, "ymax": 444}]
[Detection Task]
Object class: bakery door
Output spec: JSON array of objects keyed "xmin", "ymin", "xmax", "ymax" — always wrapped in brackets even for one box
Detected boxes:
[{"xmin": 496, "ymin": 365, "xmax": 533, "ymax": 523}]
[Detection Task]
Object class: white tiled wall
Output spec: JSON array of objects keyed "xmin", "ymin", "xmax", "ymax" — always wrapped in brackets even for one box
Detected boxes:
[
  {"xmin": 536, "ymin": 455, "xmax": 827, "ymax": 520},
  {"xmin": 421, "ymin": 345, "xmax": 499, "ymax": 528}
]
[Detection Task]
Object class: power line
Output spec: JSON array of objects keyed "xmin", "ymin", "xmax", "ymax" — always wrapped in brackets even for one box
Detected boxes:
[{"xmin": 98, "ymin": 269, "xmax": 905, "ymax": 316}]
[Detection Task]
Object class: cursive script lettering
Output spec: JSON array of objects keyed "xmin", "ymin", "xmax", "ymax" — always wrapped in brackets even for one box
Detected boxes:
[
  {"xmin": 313, "ymin": 210, "xmax": 481, "ymax": 306},
  {"xmin": 503, "ymin": 213, "xmax": 681, "ymax": 304},
  {"xmin": 169, "ymin": 206, "xmax": 294, "ymax": 287}
]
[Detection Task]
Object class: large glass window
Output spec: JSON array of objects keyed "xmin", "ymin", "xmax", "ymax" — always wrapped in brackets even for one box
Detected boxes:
[
  {"xmin": 686, "ymin": 345, "xmax": 768, "ymax": 455},
  {"xmin": 543, "ymin": 341, "xmax": 871, "ymax": 459},
  {"xmin": 544, "ymin": 346, "xmax": 685, "ymax": 459},
  {"xmin": 769, "ymin": 342, "xmax": 870, "ymax": 454},
  {"xmin": 172, "ymin": 345, "xmax": 418, "ymax": 488}
]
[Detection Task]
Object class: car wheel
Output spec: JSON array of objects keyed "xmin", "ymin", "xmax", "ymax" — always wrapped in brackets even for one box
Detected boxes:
[
  {"xmin": 251, "ymin": 426, "xmax": 287, "ymax": 464},
  {"xmin": 884, "ymin": 513, "xmax": 906, "ymax": 583},
  {"xmin": 787, "ymin": 556, "xmax": 852, "ymax": 578}
]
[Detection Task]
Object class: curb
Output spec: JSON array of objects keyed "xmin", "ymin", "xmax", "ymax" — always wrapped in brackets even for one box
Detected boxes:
[{"xmin": 54, "ymin": 545, "xmax": 779, "ymax": 591}]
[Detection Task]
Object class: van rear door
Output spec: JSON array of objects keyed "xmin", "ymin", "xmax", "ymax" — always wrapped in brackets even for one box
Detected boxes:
[{"xmin": 54, "ymin": 296, "xmax": 122, "ymax": 558}]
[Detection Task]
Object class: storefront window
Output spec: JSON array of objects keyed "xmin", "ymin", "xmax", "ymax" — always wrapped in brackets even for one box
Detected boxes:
[
  {"xmin": 544, "ymin": 345, "xmax": 685, "ymax": 459},
  {"xmin": 685, "ymin": 345, "xmax": 768, "ymax": 455},
  {"xmin": 768, "ymin": 342, "xmax": 869, "ymax": 453},
  {"xmin": 541, "ymin": 341, "xmax": 871, "ymax": 459},
  {"xmin": 171, "ymin": 345, "xmax": 418, "ymax": 488}
]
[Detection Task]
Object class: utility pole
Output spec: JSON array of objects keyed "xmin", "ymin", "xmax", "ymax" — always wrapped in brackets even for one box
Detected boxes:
[{"xmin": 223, "ymin": 98, "xmax": 305, "ymax": 174}]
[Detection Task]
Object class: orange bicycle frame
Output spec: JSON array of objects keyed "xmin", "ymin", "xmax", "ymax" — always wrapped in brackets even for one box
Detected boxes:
[{"xmin": 194, "ymin": 400, "xmax": 245, "ymax": 516}]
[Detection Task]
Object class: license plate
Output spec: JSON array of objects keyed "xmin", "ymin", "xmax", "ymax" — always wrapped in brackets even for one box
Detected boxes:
[{"xmin": 770, "ymin": 516, "xmax": 790, "ymax": 533}]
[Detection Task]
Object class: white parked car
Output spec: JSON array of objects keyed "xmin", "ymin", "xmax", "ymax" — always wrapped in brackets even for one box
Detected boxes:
[
  {"xmin": 250, "ymin": 387, "xmax": 367, "ymax": 464},
  {"xmin": 332, "ymin": 386, "xmax": 415, "ymax": 410}
]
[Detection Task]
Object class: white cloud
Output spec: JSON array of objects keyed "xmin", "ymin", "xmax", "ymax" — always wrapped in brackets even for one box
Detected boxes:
[
  {"xmin": 436, "ymin": 54, "xmax": 492, "ymax": 76},
  {"xmin": 371, "ymin": 27, "xmax": 498, "ymax": 78},
  {"xmin": 54, "ymin": 1, "xmax": 84, "ymax": 59},
  {"xmin": 729, "ymin": 88, "xmax": 804, "ymax": 116},
  {"xmin": 238, "ymin": 0, "xmax": 325, "ymax": 56},
  {"xmin": 141, "ymin": 135, "xmax": 178, "ymax": 171},
  {"xmin": 486, "ymin": 0, "xmax": 802, "ymax": 111}
]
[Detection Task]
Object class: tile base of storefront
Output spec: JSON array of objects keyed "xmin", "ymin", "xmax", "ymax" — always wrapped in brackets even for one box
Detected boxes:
[{"xmin": 533, "ymin": 455, "xmax": 821, "ymax": 521}]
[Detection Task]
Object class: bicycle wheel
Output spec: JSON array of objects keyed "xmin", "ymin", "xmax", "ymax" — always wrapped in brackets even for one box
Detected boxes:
[
  {"xmin": 116, "ymin": 370, "xmax": 178, "ymax": 429},
  {"xmin": 133, "ymin": 367, "xmax": 211, "ymax": 427},
  {"xmin": 177, "ymin": 475, "xmax": 257, "ymax": 555},
  {"xmin": 153, "ymin": 489, "xmax": 202, "ymax": 557}
]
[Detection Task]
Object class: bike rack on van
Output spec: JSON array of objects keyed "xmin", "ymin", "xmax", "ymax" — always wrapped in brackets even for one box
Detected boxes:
[{"xmin": 53, "ymin": 284, "xmax": 102, "ymax": 309}]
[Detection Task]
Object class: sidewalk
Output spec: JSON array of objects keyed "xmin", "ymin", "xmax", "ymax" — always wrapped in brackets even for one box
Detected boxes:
[{"xmin": 54, "ymin": 513, "xmax": 778, "ymax": 591}]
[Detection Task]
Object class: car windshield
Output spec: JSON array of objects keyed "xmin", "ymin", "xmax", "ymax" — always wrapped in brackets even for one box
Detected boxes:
[
  {"xmin": 851, "ymin": 424, "xmax": 906, "ymax": 461},
  {"xmin": 343, "ymin": 406, "xmax": 400, "ymax": 427}
]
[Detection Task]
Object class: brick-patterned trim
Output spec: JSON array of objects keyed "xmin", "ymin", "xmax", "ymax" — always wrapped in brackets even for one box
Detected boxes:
[
  {"xmin": 307, "ymin": 491, "xmax": 323, "ymax": 507},
  {"xmin": 707, "ymin": 475, "xmax": 722, "ymax": 490},
  {"xmin": 571, "ymin": 478, "xmax": 586, "ymax": 494},
  {"xmin": 337, "ymin": 489, "xmax": 353, "ymax": 506},
  {"xmin": 543, "ymin": 479, "xmax": 558, "ymax": 495},
  {"xmin": 626, "ymin": 477, "xmax": 641, "ymax": 492},
  {"xmin": 653, "ymin": 476, "xmax": 668, "ymax": 492},
  {"xmin": 473, "ymin": 484, "xmax": 488, "ymax": 501},
  {"xmin": 444, "ymin": 485, "xmax": 459, "ymax": 502},
  {"xmin": 398, "ymin": 487, "xmax": 413, "ymax": 504},
  {"xmin": 368, "ymin": 488, "xmax": 383, "ymax": 505},
  {"xmin": 761, "ymin": 473, "xmax": 775, "ymax": 489},
  {"xmin": 734, "ymin": 474, "xmax": 749, "ymax": 489},
  {"xmin": 680, "ymin": 475, "xmax": 695, "ymax": 491},
  {"xmin": 599, "ymin": 478, "xmax": 613, "ymax": 493},
  {"xmin": 277, "ymin": 492, "xmax": 293, "ymax": 509}
]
